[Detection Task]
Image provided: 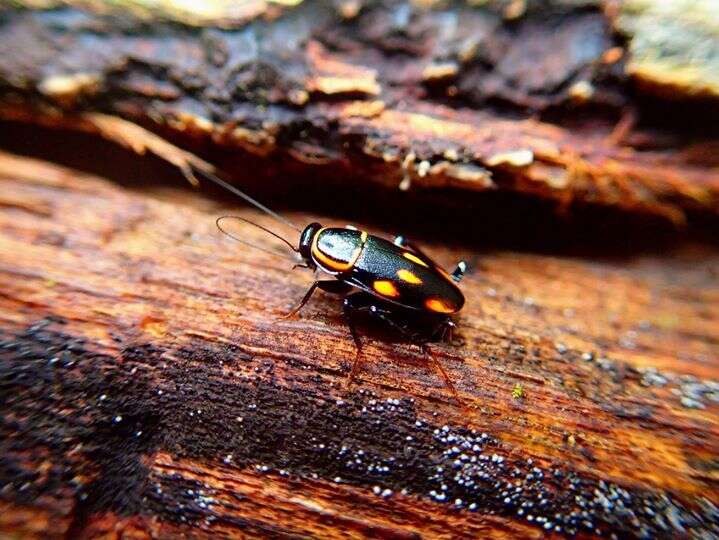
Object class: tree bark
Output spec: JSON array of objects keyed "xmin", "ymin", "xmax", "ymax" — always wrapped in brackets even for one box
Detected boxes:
[
  {"xmin": 0, "ymin": 150, "xmax": 717, "ymax": 539},
  {"xmin": 1, "ymin": 1, "xmax": 718, "ymax": 224},
  {"xmin": 1, "ymin": 1, "xmax": 719, "ymax": 539}
]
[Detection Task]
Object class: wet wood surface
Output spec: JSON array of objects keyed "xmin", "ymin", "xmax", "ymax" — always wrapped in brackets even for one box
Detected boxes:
[{"xmin": 0, "ymin": 150, "xmax": 717, "ymax": 539}]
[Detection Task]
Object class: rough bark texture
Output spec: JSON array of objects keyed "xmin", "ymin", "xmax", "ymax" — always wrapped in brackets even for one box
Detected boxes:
[
  {"xmin": 0, "ymin": 1, "xmax": 719, "ymax": 224},
  {"xmin": 1, "ymin": 1, "xmax": 719, "ymax": 539},
  {"xmin": 1, "ymin": 150, "xmax": 718, "ymax": 539}
]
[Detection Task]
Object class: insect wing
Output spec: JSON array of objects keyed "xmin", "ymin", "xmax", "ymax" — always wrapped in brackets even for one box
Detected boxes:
[{"xmin": 350, "ymin": 235, "xmax": 464, "ymax": 313}]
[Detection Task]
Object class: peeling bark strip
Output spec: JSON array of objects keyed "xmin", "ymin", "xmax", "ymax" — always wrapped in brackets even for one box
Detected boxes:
[
  {"xmin": 1, "ymin": 321, "xmax": 717, "ymax": 539},
  {"xmin": 1, "ymin": 2, "xmax": 719, "ymax": 222},
  {"xmin": 0, "ymin": 152, "xmax": 718, "ymax": 538}
]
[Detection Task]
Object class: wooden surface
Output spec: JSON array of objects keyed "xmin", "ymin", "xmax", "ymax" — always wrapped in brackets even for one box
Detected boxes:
[
  {"xmin": 1, "ymin": 1, "xmax": 719, "ymax": 538},
  {"xmin": 0, "ymin": 149, "xmax": 718, "ymax": 539},
  {"xmin": 1, "ymin": 1, "xmax": 719, "ymax": 224}
]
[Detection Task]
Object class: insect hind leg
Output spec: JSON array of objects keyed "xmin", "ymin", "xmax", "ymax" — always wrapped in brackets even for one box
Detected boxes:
[
  {"xmin": 343, "ymin": 293, "xmax": 462, "ymax": 404},
  {"xmin": 451, "ymin": 261, "xmax": 467, "ymax": 283}
]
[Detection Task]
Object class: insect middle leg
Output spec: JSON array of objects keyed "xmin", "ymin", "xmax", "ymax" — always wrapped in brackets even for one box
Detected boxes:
[
  {"xmin": 342, "ymin": 292, "xmax": 429, "ymax": 386},
  {"xmin": 281, "ymin": 280, "xmax": 352, "ymax": 318},
  {"xmin": 343, "ymin": 293, "xmax": 428, "ymax": 385}
]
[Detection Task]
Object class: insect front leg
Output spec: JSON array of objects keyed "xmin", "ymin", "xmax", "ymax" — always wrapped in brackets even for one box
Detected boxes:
[{"xmin": 281, "ymin": 280, "xmax": 352, "ymax": 319}]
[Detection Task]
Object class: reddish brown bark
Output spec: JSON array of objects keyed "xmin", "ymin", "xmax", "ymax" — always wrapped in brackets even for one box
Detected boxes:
[
  {"xmin": 0, "ymin": 151, "xmax": 717, "ymax": 539},
  {"xmin": 1, "ymin": 2, "xmax": 718, "ymax": 224},
  {"xmin": 1, "ymin": 1, "xmax": 718, "ymax": 538}
]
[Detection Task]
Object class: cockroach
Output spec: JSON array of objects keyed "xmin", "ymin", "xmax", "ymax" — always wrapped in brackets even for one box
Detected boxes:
[{"xmin": 200, "ymin": 171, "xmax": 467, "ymax": 399}]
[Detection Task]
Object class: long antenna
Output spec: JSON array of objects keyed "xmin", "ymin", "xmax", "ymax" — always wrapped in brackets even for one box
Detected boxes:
[
  {"xmin": 193, "ymin": 166, "xmax": 302, "ymax": 233},
  {"xmin": 216, "ymin": 216, "xmax": 300, "ymax": 262}
]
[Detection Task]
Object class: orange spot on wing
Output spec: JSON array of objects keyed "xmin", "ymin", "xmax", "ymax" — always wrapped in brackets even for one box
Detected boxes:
[
  {"xmin": 373, "ymin": 280, "xmax": 400, "ymax": 298},
  {"xmin": 397, "ymin": 269, "xmax": 422, "ymax": 284},
  {"xmin": 425, "ymin": 298, "xmax": 456, "ymax": 314},
  {"xmin": 403, "ymin": 252, "xmax": 429, "ymax": 267}
]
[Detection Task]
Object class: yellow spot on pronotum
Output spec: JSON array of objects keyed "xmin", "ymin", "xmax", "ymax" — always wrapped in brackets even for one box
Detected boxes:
[
  {"xmin": 397, "ymin": 269, "xmax": 422, "ymax": 284},
  {"xmin": 403, "ymin": 252, "xmax": 429, "ymax": 267},
  {"xmin": 310, "ymin": 227, "xmax": 365, "ymax": 272},
  {"xmin": 373, "ymin": 280, "xmax": 400, "ymax": 298},
  {"xmin": 425, "ymin": 298, "xmax": 455, "ymax": 314}
]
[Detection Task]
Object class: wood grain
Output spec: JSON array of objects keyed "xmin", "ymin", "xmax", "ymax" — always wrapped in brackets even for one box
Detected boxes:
[{"xmin": 0, "ymin": 150, "xmax": 717, "ymax": 539}]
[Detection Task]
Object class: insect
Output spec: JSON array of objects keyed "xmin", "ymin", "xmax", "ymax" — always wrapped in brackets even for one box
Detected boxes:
[{"xmin": 198, "ymin": 170, "xmax": 467, "ymax": 399}]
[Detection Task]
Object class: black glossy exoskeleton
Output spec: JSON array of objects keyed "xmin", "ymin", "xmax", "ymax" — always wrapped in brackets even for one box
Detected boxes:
[{"xmin": 202, "ymin": 170, "xmax": 467, "ymax": 399}]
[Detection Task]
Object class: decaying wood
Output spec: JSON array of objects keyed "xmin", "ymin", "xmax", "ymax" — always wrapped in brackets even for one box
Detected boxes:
[
  {"xmin": 1, "ymin": 1, "xmax": 719, "ymax": 225},
  {"xmin": 0, "ymin": 150, "xmax": 717, "ymax": 539},
  {"xmin": 1, "ymin": 1, "xmax": 719, "ymax": 538}
]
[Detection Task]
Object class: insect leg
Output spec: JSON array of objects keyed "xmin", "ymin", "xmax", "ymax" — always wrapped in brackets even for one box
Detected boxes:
[
  {"xmin": 343, "ymin": 294, "xmax": 461, "ymax": 404},
  {"xmin": 431, "ymin": 318, "xmax": 456, "ymax": 343},
  {"xmin": 342, "ymin": 293, "xmax": 370, "ymax": 386},
  {"xmin": 445, "ymin": 319, "xmax": 455, "ymax": 344},
  {"xmin": 280, "ymin": 280, "xmax": 350, "ymax": 319},
  {"xmin": 368, "ymin": 309, "xmax": 461, "ymax": 405},
  {"xmin": 421, "ymin": 343, "xmax": 462, "ymax": 405},
  {"xmin": 368, "ymin": 306, "xmax": 422, "ymax": 343},
  {"xmin": 367, "ymin": 311, "xmax": 461, "ymax": 396},
  {"xmin": 356, "ymin": 300, "xmax": 461, "ymax": 402},
  {"xmin": 451, "ymin": 261, "xmax": 467, "ymax": 283},
  {"xmin": 342, "ymin": 292, "xmax": 404, "ymax": 385}
]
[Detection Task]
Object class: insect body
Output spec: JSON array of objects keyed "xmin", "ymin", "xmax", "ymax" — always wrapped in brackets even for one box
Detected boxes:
[
  {"xmin": 298, "ymin": 223, "xmax": 465, "ymax": 316},
  {"xmin": 201, "ymin": 169, "xmax": 466, "ymax": 399}
]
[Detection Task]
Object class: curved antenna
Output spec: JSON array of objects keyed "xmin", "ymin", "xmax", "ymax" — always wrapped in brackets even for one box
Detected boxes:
[
  {"xmin": 216, "ymin": 216, "xmax": 299, "ymax": 262},
  {"xmin": 194, "ymin": 167, "xmax": 302, "ymax": 233}
]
